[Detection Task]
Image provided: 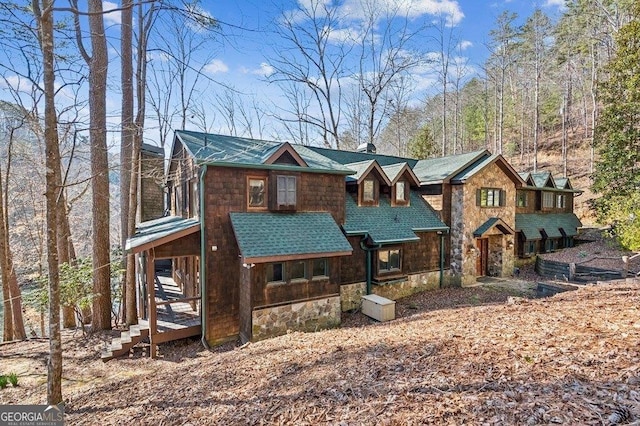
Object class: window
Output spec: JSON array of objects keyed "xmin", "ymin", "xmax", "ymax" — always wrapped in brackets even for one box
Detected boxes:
[
  {"xmin": 526, "ymin": 241, "xmax": 536, "ymax": 254},
  {"xmin": 290, "ymin": 261, "xmax": 306, "ymax": 280},
  {"xmin": 248, "ymin": 177, "xmax": 267, "ymax": 208},
  {"xmin": 542, "ymin": 192, "xmax": 554, "ymax": 209},
  {"xmin": 545, "ymin": 239, "xmax": 557, "ymax": 252},
  {"xmin": 276, "ymin": 175, "xmax": 296, "ymax": 206},
  {"xmin": 395, "ymin": 181, "xmax": 407, "ymax": 203},
  {"xmin": 312, "ymin": 258, "xmax": 328, "ymax": 278},
  {"xmin": 516, "ymin": 191, "xmax": 527, "ymax": 207},
  {"xmin": 378, "ymin": 248, "xmax": 401, "ymax": 274},
  {"xmin": 478, "ymin": 188, "xmax": 504, "ymax": 207},
  {"xmin": 557, "ymin": 194, "xmax": 566, "ymax": 209},
  {"xmin": 266, "ymin": 263, "xmax": 284, "ymax": 283},
  {"xmin": 363, "ymin": 178, "xmax": 375, "ymax": 202}
]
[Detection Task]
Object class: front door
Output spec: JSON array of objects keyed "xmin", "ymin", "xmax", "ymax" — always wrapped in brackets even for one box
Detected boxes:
[{"xmin": 476, "ymin": 238, "xmax": 489, "ymax": 276}]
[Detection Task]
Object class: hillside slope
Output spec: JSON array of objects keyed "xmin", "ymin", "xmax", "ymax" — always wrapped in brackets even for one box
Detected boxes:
[{"xmin": 2, "ymin": 281, "xmax": 639, "ymax": 424}]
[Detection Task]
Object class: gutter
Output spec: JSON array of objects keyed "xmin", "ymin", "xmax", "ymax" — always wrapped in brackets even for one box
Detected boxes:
[
  {"xmin": 438, "ymin": 230, "xmax": 448, "ymax": 288},
  {"xmin": 199, "ymin": 166, "xmax": 210, "ymax": 350}
]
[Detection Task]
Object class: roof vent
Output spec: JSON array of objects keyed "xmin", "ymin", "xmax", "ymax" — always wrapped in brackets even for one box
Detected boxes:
[{"xmin": 356, "ymin": 142, "xmax": 377, "ymax": 154}]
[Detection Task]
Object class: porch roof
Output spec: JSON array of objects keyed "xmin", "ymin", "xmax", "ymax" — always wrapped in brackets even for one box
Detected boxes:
[
  {"xmin": 343, "ymin": 191, "xmax": 448, "ymax": 244},
  {"xmin": 125, "ymin": 216, "xmax": 200, "ymax": 254},
  {"xmin": 473, "ymin": 217, "xmax": 514, "ymax": 238},
  {"xmin": 516, "ymin": 213, "xmax": 582, "ymax": 241},
  {"xmin": 230, "ymin": 212, "xmax": 353, "ymax": 263}
]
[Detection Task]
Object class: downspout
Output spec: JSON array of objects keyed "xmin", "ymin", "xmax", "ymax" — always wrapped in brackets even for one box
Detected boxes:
[
  {"xmin": 438, "ymin": 230, "xmax": 448, "ymax": 288},
  {"xmin": 199, "ymin": 165, "xmax": 210, "ymax": 350},
  {"xmin": 359, "ymin": 235, "xmax": 381, "ymax": 295}
]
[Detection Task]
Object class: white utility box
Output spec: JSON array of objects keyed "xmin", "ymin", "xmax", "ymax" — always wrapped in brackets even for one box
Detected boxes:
[{"xmin": 361, "ymin": 294, "xmax": 395, "ymax": 322}]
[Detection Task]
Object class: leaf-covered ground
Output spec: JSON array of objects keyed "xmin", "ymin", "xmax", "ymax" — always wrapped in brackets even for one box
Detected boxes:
[{"xmin": 1, "ymin": 280, "xmax": 639, "ymax": 425}]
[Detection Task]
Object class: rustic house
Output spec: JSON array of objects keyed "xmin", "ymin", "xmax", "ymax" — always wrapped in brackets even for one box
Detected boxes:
[
  {"xmin": 515, "ymin": 172, "xmax": 583, "ymax": 257},
  {"xmin": 115, "ymin": 132, "xmax": 583, "ymax": 358}
]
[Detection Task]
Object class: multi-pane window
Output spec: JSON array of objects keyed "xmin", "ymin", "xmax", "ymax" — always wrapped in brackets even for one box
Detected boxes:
[
  {"xmin": 545, "ymin": 239, "xmax": 557, "ymax": 252},
  {"xmin": 276, "ymin": 175, "xmax": 296, "ymax": 206},
  {"xmin": 557, "ymin": 194, "xmax": 566, "ymax": 209},
  {"xmin": 479, "ymin": 188, "xmax": 503, "ymax": 207},
  {"xmin": 543, "ymin": 192, "xmax": 554, "ymax": 208},
  {"xmin": 526, "ymin": 241, "xmax": 536, "ymax": 254},
  {"xmin": 395, "ymin": 181, "xmax": 406, "ymax": 202},
  {"xmin": 516, "ymin": 191, "xmax": 527, "ymax": 207},
  {"xmin": 363, "ymin": 178, "xmax": 375, "ymax": 202},
  {"xmin": 312, "ymin": 258, "xmax": 328, "ymax": 278},
  {"xmin": 248, "ymin": 178, "xmax": 266, "ymax": 208},
  {"xmin": 290, "ymin": 261, "xmax": 306, "ymax": 280},
  {"xmin": 266, "ymin": 263, "xmax": 284, "ymax": 283},
  {"xmin": 378, "ymin": 249, "xmax": 401, "ymax": 274}
]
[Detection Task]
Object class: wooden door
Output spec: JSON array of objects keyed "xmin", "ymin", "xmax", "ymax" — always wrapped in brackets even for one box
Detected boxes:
[{"xmin": 476, "ymin": 238, "xmax": 489, "ymax": 276}]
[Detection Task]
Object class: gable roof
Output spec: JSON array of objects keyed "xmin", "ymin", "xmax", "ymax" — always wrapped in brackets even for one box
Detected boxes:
[
  {"xmin": 345, "ymin": 160, "xmax": 392, "ymax": 185},
  {"xmin": 473, "ymin": 217, "xmax": 515, "ymax": 238},
  {"xmin": 450, "ymin": 154, "xmax": 526, "ymax": 186},
  {"xmin": 530, "ymin": 172, "xmax": 555, "ymax": 188},
  {"xmin": 554, "ymin": 177, "xmax": 573, "ymax": 190},
  {"xmin": 382, "ymin": 163, "xmax": 421, "ymax": 186},
  {"xmin": 172, "ymin": 131, "xmax": 353, "ymax": 175},
  {"xmin": 412, "ymin": 150, "xmax": 489, "ymax": 185},
  {"xmin": 342, "ymin": 191, "xmax": 448, "ymax": 244},
  {"xmin": 230, "ymin": 212, "xmax": 352, "ymax": 263}
]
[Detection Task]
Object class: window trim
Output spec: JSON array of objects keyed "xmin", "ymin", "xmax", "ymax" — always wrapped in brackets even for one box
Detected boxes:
[
  {"xmin": 312, "ymin": 258, "xmax": 329, "ymax": 280},
  {"xmin": 361, "ymin": 177, "xmax": 378, "ymax": 206},
  {"xmin": 542, "ymin": 191, "xmax": 555, "ymax": 209},
  {"xmin": 247, "ymin": 176, "xmax": 268, "ymax": 210},
  {"xmin": 266, "ymin": 258, "xmax": 330, "ymax": 285},
  {"xmin": 290, "ymin": 260, "xmax": 307, "ymax": 281},
  {"xmin": 516, "ymin": 190, "xmax": 527, "ymax": 207},
  {"xmin": 266, "ymin": 262, "xmax": 285, "ymax": 284},
  {"xmin": 557, "ymin": 194, "xmax": 566, "ymax": 209}
]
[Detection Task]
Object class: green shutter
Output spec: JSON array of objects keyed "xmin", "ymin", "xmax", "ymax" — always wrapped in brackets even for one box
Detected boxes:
[
  {"xmin": 499, "ymin": 190, "xmax": 506, "ymax": 207},
  {"xmin": 476, "ymin": 189, "xmax": 481, "ymax": 206}
]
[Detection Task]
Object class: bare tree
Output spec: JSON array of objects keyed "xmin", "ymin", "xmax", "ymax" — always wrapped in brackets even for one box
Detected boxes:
[
  {"xmin": 32, "ymin": 0, "xmax": 62, "ymax": 404},
  {"xmin": 432, "ymin": 15, "xmax": 458, "ymax": 156},
  {"xmin": 71, "ymin": 0, "xmax": 111, "ymax": 330},
  {"xmin": 269, "ymin": 0, "xmax": 349, "ymax": 148},
  {"xmin": 356, "ymin": 0, "xmax": 425, "ymax": 146}
]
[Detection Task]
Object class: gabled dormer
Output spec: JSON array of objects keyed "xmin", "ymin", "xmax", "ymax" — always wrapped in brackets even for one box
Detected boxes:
[
  {"xmin": 382, "ymin": 163, "xmax": 420, "ymax": 207},
  {"xmin": 345, "ymin": 160, "xmax": 391, "ymax": 206},
  {"xmin": 263, "ymin": 142, "xmax": 309, "ymax": 168}
]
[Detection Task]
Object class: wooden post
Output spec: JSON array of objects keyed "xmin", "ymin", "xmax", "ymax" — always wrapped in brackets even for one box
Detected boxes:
[
  {"xmin": 147, "ymin": 249, "xmax": 157, "ymax": 358},
  {"xmin": 569, "ymin": 263, "xmax": 575, "ymax": 281}
]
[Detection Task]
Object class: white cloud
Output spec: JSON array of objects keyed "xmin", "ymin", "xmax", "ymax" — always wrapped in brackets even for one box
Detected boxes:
[
  {"xmin": 242, "ymin": 63, "xmax": 275, "ymax": 77},
  {"xmin": 457, "ymin": 40, "xmax": 472, "ymax": 51},
  {"xmin": 103, "ymin": 1, "xmax": 121, "ymax": 25},
  {"xmin": 0, "ymin": 75, "xmax": 32, "ymax": 93},
  {"xmin": 204, "ymin": 59, "xmax": 229, "ymax": 74},
  {"xmin": 326, "ymin": 26, "xmax": 364, "ymax": 44},
  {"xmin": 543, "ymin": 0, "xmax": 565, "ymax": 7}
]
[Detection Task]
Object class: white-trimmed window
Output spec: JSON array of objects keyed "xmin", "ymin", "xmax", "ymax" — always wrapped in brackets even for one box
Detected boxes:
[
  {"xmin": 363, "ymin": 178, "xmax": 375, "ymax": 202},
  {"xmin": 290, "ymin": 261, "xmax": 306, "ymax": 280},
  {"xmin": 543, "ymin": 192, "xmax": 554, "ymax": 209},
  {"xmin": 395, "ymin": 181, "xmax": 406, "ymax": 202},
  {"xmin": 557, "ymin": 194, "xmax": 566, "ymax": 209}
]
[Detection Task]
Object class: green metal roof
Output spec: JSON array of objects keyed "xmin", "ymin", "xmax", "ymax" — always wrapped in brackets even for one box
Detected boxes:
[
  {"xmin": 229, "ymin": 212, "xmax": 352, "ymax": 262},
  {"xmin": 516, "ymin": 213, "xmax": 582, "ymax": 241},
  {"xmin": 412, "ymin": 150, "xmax": 488, "ymax": 184},
  {"xmin": 125, "ymin": 216, "xmax": 200, "ymax": 253},
  {"xmin": 174, "ymin": 130, "xmax": 353, "ymax": 174},
  {"xmin": 343, "ymin": 191, "xmax": 448, "ymax": 244},
  {"xmin": 473, "ymin": 217, "xmax": 514, "ymax": 238},
  {"xmin": 304, "ymin": 145, "xmax": 419, "ymax": 167}
]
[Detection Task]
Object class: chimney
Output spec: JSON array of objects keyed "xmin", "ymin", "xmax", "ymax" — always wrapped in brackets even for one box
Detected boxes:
[{"xmin": 356, "ymin": 142, "xmax": 377, "ymax": 154}]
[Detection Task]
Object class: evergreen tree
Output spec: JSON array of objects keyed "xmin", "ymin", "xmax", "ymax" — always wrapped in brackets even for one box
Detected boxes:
[
  {"xmin": 592, "ymin": 5, "xmax": 640, "ymax": 250},
  {"xmin": 408, "ymin": 126, "xmax": 436, "ymax": 159}
]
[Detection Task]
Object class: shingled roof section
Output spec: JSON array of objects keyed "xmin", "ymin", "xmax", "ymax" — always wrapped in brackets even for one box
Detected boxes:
[
  {"xmin": 173, "ymin": 130, "xmax": 353, "ymax": 174},
  {"xmin": 412, "ymin": 150, "xmax": 489, "ymax": 185},
  {"xmin": 343, "ymin": 191, "xmax": 448, "ymax": 244},
  {"xmin": 125, "ymin": 216, "xmax": 200, "ymax": 253},
  {"xmin": 515, "ymin": 213, "xmax": 582, "ymax": 241},
  {"xmin": 230, "ymin": 212, "xmax": 352, "ymax": 263}
]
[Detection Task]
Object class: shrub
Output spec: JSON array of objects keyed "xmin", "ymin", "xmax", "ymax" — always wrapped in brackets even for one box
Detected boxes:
[
  {"xmin": 7, "ymin": 373, "xmax": 18, "ymax": 387},
  {"xmin": 0, "ymin": 376, "xmax": 8, "ymax": 389}
]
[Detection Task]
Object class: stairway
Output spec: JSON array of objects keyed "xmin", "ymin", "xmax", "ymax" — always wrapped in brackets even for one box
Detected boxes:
[{"xmin": 101, "ymin": 321, "xmax": 150, "ymax": 362}]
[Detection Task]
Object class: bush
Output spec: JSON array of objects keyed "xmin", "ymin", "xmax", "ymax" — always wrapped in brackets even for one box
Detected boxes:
[
  {"xmin": 0, "ymin": 376, "xmax": 8, "ymax": 389},
  {"xmin": 7, "ymin": 373, "xmax": 18, "ymax": 387}
]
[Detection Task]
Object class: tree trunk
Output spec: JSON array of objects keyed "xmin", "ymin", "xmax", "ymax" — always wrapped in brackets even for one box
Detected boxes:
[
  {"xmin": 121, "ymin": 0, "xmax": 135, "ymax": 325},
  {"xmin": 33, "ymin": 0, "xmax": 63, "ymax": 405},
  {"xmin": 87, "ymin": 0, "xmax": 112, "ymax": 330}
]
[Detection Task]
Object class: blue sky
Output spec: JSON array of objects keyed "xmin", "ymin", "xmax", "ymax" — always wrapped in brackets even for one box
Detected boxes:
[{"xmin": 0, "ymin": 0, "xmax": 567, "ymax": 147}]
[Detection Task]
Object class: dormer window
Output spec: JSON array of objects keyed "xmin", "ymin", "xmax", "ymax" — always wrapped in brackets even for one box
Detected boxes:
[
  {"xmin": 360, "ymin": 177, "xmax": 379, "ymax": 206},
  {"xmin": 393, "ymin": 180, "xmax": 409, "ymax": 206},
  {"xmin": 363, "ymin": 178, "xmax": 375, "ymax": 202}
]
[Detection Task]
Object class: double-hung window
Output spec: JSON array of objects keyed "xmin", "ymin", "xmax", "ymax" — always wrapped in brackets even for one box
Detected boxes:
[{"xmin": 276, "ymin": 175, "xmax": 296, "ymax": 207}]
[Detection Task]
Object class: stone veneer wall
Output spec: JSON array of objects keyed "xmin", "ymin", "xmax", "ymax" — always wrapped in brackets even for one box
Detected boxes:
[
  {"xmin": 251, "ymin": 296, "xmax": 341, "ymax": 341},
  {"xmin": 339, "ymin": 270, "xmax": 441, "ymax": 312}
]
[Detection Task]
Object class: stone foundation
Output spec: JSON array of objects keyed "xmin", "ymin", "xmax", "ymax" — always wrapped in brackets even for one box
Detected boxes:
[
  {"xmin": 339, "ymin": 270, "xmax": 442, "ymax": 311},
  {"xmin": 251, "ymin": 296, "xmax": 341, "ymax": 341}
]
